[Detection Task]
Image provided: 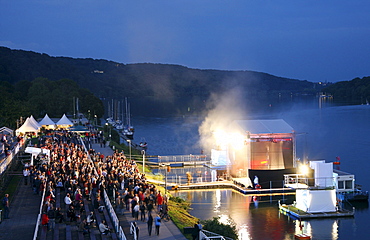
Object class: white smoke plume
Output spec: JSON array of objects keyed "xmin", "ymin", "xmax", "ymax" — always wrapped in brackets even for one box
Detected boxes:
[{"xmin": 198, "ymin": 87, "xmax": 247, "ymax": 153}]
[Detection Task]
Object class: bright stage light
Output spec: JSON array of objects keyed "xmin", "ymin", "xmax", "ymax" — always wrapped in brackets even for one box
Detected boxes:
[
  {"xmin": 229, "ymin": 132, "xmax": 245, "ymax": 150},
  {"xmin": 213, "ymin": 129, "xmax": 228, "ymax": 150},
  {"xmin": 299, "ymin": 164, "xmax": 309, "ymax": 176}
]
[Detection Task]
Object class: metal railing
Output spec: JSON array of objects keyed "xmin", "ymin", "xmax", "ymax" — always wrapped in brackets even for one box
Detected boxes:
[
  {"xmin": 158, "ymin": 154, "xmax": 209, "ymax": 164},
  {"xmin": 199, "ymin": 229, "xmax": 234, "ymax": 240},
  {"xmin": 0, "ymin": 142, "xmax": 22, "ymax": 175},
  {"xmin": 32, "ymin": 180, "xmax": 47, "ymax": 240},
  {"xmin": 284, "ymin": 174, "xmax": 335, "ymax": 189},
  {"xmin": 130, "ymin": 222, "xmax": 138, "ymax": 240}
]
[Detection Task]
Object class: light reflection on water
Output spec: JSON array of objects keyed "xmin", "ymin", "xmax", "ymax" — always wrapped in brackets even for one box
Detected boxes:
[{"xmin": 173, "ymin": 189, "xmax": 350, "ymax": 240}]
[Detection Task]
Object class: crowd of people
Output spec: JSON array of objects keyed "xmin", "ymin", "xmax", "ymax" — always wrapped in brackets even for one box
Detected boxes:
[
  {"xmin": 89, "ymin": 146, "xmax": 168, "ymax": 236},
  {"xmin": 20, "ymin": 130, "xmax": 169, "ymax": 237}
]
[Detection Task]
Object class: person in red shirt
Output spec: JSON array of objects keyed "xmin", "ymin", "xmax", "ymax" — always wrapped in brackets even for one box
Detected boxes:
[
  {"xmin": 156, "ymin": 192, "xmax": 163, "ymax": 212},
  {"xmin": 41, "ymin": 212, "xmax": 49, "ymax": 227}
]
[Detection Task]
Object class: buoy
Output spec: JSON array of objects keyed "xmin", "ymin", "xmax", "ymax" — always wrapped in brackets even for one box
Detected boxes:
[{"xmin": 295, "ymin": 233, "xmax": 311, "ymax": 239}]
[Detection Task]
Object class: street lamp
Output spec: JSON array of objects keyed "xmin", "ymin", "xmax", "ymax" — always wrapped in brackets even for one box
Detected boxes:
[
  {"xmin": 141, "ymin": 150, "xmax": 146, "ymax": 174},
  {"xmin": 127, "ymin": 139, "xmax": 131, "ymax": 160},
  {"xmin": 105, "ymin": 123, "xmax": 109, "ymax": 140},
  {"xmin": 160, "ymin": 164, "xmax": 167, "ymax": 194}
]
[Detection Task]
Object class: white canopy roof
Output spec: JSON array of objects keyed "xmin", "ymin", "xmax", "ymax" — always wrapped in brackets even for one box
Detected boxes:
[
  {"xmin": 38, "ymin": 114, "xmax": 56, "ymax": 126},
  {"xmin": 232, "ymin": 119, "xmax": 294, "ymax": 134},
  {"xmin": 25, "ymin": 147, "xmax": 50, "ymax": 157},
  {"xmin": 29, "ymin": 115, "xmax": 41, "ymax": 128},
  {"xmin": 0, "ymin": 126, "xmax": 13, "ymax": 136},
  {"xmin": 25, "ymin": 147, "xmax": 51, "ymax": 165},
  {"xmin": 16, "ymin": 118, "xmax": 39, "ymax": 134},
  {"xmin": 56, "ymin": 114, "xmax": 73, "ymax": 126}
]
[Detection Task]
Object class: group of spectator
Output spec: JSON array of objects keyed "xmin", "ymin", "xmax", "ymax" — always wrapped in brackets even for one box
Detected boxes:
[
  {"xmin": 89, "ymin": 147, "xmax": 167, "ymax": 236},
  {"xmin": 22, "ymin": 129, "xmax": 167, "ymax": 237},
  {"xmin": 22, "ymin": 132, "xmax": 103, "ymax": 234}
]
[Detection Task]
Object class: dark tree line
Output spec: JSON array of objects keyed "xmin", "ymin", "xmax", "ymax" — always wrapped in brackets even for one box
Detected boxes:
[
  {"xmin": 323, "ymin": 76, "xmax": 370, "ymax": 104},
  {"xmin": 0, "ymin": 78, "xmax": 104, "ymax": 129}
]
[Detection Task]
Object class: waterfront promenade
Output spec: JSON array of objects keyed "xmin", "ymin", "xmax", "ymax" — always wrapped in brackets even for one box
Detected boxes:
[{"xmin": 0, "ymin": 142, "xmax": 187, "ymax": 240}]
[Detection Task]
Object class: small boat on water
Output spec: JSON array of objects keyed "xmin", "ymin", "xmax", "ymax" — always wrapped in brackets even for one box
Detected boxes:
[
  {"xmin": 294, "ymin": 234, "xmax": 311, "ymax": 240},
  {"xmin": 139, "ymin": 138, "xmax": 148, "ymax": 150}
]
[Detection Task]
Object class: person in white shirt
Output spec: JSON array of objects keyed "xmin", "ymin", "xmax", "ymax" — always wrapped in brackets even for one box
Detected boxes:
[
  {"xmin": 99, "ymin": 220, "xmax": 110, "ymax": 235},
  {"xmin": 23, "ymin": 168, "xmax": 30, "ymax": 185},
  {"xmin": 64, "ymin": 193, "xmax": 72, "ymax": 209}
]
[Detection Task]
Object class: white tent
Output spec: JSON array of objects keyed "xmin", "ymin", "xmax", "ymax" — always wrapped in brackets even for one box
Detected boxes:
[
  {"xmin": 295, "ymin": 189, "xmax": 336, "ymax": 213},
  {"xmin": 56, "ymin": 114, "xmax": 73, "ymax": 128},
  {"xmin": 38, "ymin": 114, "xmax": 56, "ymax": 128},
  {"xmin": 16, "ymin": 118, "xmax": 39, "ymax": 135},
  {"xmin": 29, "ymin": 115, "xmax": 41, "ymax": 129}
]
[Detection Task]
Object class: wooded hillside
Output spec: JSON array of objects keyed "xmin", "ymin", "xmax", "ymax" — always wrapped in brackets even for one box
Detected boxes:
[{"xmin": 0, "ymin": 46, "xmax": 329, "ymax": 125}]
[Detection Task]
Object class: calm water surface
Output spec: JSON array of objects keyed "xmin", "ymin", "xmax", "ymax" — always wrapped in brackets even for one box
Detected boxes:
[{"xmin": 132, "ymin": 104, "xmax": 370, "ymax": 240}]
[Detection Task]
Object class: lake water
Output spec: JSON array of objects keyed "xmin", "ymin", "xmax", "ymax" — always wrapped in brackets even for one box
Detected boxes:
[{"xmin": 131, "ymin": 102, "xmax": 370, "ymax": 240}]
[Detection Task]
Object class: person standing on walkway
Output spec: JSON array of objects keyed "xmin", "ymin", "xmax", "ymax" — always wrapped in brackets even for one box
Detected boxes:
[
  {"xmin": 193, "ymin": 220, "xmax": 203, "ymax": 240},
  {"xmin": 64, "ymin": 193, "xmax": 72, "ymax": 209},
  {"xmin": 23, "ymin": 168, "xmax": 30, "ymax": 185},
  {"xmin": 147, "ymin": 213, "xmax": 153, "ymax": 236},
  {"xmin": 154, "ymin": 214, "xmax": 161, "ymax": 235},
  {"xmin": 156, "ymin": 191, "xmax": 163, "ymax": 212},
  {"xmin": 2, "ymin": 193, "xmax": 9, "ymax": 219},
  {"xmin": 140, "ymin": 201, "xmax": 146, "ymax": 221},
  {"xmin": 47, "ymin": 206, "xmax": 56, "ymax": 229}
]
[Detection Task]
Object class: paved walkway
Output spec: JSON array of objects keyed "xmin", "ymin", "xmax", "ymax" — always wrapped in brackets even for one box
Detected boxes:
[{"xmin": 0, "ymin": 176, "xmax": 42, "ymax": 240}]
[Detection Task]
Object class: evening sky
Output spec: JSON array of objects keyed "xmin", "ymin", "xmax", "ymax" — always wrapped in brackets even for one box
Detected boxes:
[{"xmin": 1, "ymin": 0, "xmax": 369, "ymax": 82}]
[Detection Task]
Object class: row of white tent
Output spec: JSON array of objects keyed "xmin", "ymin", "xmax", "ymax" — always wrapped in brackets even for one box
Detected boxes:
[{"xmin": 16, "ymin": 114, "xmax": 74, "ymax": 135}]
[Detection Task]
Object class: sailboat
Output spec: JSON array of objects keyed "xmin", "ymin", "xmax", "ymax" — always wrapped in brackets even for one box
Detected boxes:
[
  {"xmin": 106, "ymin": 99, "xmax": 115, "ymax": 125},
  {"xmin": 122, "ymin": 98, "xmax": 134, "ymax": 139},
  {"xmin": 115, "ymin": 100, "xmax": 124, "ymax": 130}
]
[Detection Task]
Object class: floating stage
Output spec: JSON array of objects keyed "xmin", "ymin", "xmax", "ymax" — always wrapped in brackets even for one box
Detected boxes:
[{"xmin": 278, "ymin": 202, "xmax": 355, "ymax": 219}]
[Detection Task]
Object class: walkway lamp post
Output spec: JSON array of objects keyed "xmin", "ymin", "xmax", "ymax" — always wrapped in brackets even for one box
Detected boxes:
[
  {"xmin": 127, "ymin": 139, "xmax": 131, "ymax": 160},
  {"xmin": 160, "ymin": 164, "xmax": 167, "ymax": 194},
  {"xmin": 141, "ymin": 150, "xmax": 146, "ymax": 174}
]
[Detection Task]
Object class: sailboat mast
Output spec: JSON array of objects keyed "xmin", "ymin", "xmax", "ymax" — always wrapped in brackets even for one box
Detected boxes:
[
  {"xmin": 125, "ymin": 97, "xmax": 128, "ymax": 126},
  {"xmin": 128, "ymin": 103, "xmax": 131, "ymax": 126},
  {"xmin": 111, "ymin": 99, "xmax": 114, "ymax": 119}
]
